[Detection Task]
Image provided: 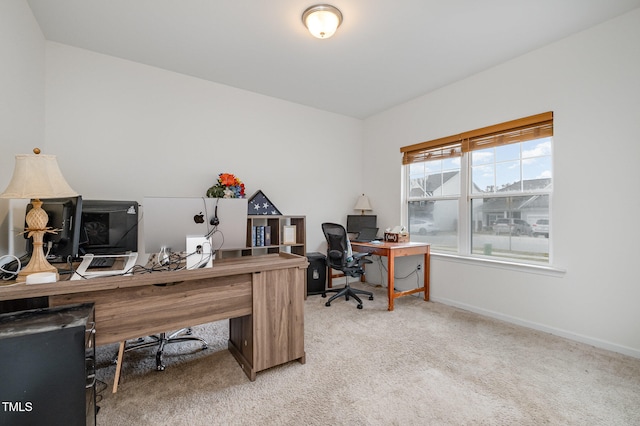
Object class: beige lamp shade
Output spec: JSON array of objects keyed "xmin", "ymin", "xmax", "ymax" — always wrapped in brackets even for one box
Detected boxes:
[
  {"xmin": 354, "ymin": 194, "xmax": 372, "ymax": 214},
  {"xmin": 0, "ymin": 152, "xmax": 78, "ymax": 199}
]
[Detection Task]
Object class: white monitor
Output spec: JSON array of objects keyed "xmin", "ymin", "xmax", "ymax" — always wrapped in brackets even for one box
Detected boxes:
[{"xmin": 143, "ymin": 197, "xmax": 248, "ymax": 255}]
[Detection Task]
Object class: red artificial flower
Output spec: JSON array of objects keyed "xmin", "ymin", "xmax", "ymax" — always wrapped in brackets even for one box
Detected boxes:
[{"xmin": 219, "ymin": 173, "xmax": 236, "ymax": 187}]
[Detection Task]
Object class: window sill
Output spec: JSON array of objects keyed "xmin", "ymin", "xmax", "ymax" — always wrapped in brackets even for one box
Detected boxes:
[{"xmin": 431, "ymin": 252, "xmax": 566, "ymax": 277}]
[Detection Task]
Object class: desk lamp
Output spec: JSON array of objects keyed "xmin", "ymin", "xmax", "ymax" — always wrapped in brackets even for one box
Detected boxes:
[
  {"xmin": 0, "ymin": 148, "xmax": 78, "ymax": 282},
  {"xmin": 353, "ymin": 194, "xmax": 372, "ymax": 215}
]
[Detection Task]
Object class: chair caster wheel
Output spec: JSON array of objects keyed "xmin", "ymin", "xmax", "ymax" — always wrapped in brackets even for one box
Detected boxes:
[
  {"xmin": 369, "ymin": 296, "xmax": 374, "ymax": 300},
  {"xmin": 357, "ymin": 304, "xmax": 363, "ymax": 309},
  {"xmin": 321, "ymin": 293, "xmax": 326, "ymax": 298},
  {"xmin": 156, "ymin": 365, "xmax": 165, "ymax": 371},
  {"xmin": 202, "ymin": 344, "xmax": 208, "ymax": 350},
  {"xmin": 325, "ymin": 302, "xmax": 331, "ymax": 307}
]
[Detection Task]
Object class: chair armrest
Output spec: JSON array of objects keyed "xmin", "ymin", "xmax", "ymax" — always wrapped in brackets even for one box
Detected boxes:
[{"xmin": 328, "ymin": 250, "xmax": 343, "ymax": 260}]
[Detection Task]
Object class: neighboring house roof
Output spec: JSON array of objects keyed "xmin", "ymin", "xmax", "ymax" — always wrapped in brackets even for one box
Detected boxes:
[
  {"xmin": 410, "ymin": 173, "xmax": 551, "ymax": 213},
  {"xmin": 498, "ymin": 178, "xmax": 552, "ymax": 192},
  {"xmin": 410, "ymin": 171, "xmax": 540, "ymax": 199},
  {"xmin": 477, "ymin": 178, "xmax": 552, "ymax": 213},
  {"xmin": 409, "ymin": 171, "xmax": 458, "ymax": 198}
]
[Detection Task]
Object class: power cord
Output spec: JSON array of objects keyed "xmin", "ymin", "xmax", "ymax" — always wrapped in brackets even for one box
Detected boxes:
[
  {"xmin": 52, "ymin": 254, "xmax": 78, "ymax": 278},
  {"xmin": 208, "ymin": 228, "xmax": 224, "ymax": 252},
  {"xmin": 44, "ymin": 241, "xmax": 52, "ymax": 258},
  {"xmin": 374, "ymin": 256, "xmax": 422, "ymax": 291},
  {"xmin": 185, "ymin": 240, "xmax": 214, "ymax": 269},
  {"xmin": 0, "ymin": 254, "xmax": 22, "ymax": 280}
]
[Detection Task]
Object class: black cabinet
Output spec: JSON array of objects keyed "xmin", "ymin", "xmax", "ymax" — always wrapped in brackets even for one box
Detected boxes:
[
  {"xmin": 0, "ymin": 303, "xmax": 96, "ymax": 426},
  {"xmin": 306, "ymin": 252, "xmax": 327, "ymax": 295}
]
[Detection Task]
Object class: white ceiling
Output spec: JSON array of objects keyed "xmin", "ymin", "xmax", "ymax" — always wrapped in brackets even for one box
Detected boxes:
[{"xmin": 26, "ymin": 0, "xmax": 640, "ymax": 119}]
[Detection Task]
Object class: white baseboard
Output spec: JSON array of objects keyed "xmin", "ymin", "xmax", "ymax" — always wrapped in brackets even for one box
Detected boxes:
[{"xmin": 431, "ymin": 296, "xmax": 640, "ymax": 359}]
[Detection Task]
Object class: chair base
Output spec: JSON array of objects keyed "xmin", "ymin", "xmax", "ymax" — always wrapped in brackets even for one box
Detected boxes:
[
  {"xmin": 115, "ymin": 328, "xmax": 208, "ymax": 371},
  {"xmin": 323, "ymin": 283, "xmax": 374, "ymax": 309}
]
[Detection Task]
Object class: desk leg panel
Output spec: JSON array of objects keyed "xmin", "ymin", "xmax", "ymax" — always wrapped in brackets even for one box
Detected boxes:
[
  {"xmin": 252, "ymin": 269, "xmax": 305, "ymax": 371},
  {"xmin": 228, "ymin": 315, "xmax": 256, "ymax": 381},
  {"xmin": 424, "ymin": 249, "xmax": 430, "ymax": 301}
]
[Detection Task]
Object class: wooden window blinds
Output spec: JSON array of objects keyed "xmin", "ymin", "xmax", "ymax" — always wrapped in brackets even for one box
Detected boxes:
[{"xmin": 400, "ymin": 112, "xmax": 553, "ymax": 165}]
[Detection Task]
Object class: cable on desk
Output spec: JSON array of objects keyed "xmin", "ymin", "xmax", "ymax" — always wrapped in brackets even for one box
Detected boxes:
[
  {"xmin": 0, "ymin": 254, "xmax": 22, "ymax": 280},
  {"xmin": 374, "ymin": 256, "xmax": 422, "ymax": 291}
]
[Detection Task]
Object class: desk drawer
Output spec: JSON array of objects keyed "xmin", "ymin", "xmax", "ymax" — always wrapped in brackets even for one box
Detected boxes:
[{"xmin": 50, "ymin": 273, "xmax": 253, "ymax": 346}]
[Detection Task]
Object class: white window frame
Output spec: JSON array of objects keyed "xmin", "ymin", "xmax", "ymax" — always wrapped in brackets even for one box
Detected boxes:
[{"xmin": 401, "ymin": 113, "xmax": 559, "ymax": 272}]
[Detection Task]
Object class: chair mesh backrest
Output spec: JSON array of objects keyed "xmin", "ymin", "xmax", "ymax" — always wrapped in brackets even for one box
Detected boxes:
[{"xmin": 321, "ymin": 223, "xmax": 348, "ymax": 270}]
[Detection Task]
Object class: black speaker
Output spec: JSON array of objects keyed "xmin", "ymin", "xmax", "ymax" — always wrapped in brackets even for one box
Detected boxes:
[{"xmin": 306, "ymin": 252, "xmax": 326, "ymax": 296}]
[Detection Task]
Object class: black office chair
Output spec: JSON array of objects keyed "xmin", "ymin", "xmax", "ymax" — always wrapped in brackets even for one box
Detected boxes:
[
  {"xmin": 112, "ymin": 253, "xmax": 209, "ymax": 371},
  {"xmin": 117, "ymin": 328, "xmax": 208, "ymax": 371},
  {"xmin": 321, "ymin": 222, "xmax": 374, "ymax": 309}
]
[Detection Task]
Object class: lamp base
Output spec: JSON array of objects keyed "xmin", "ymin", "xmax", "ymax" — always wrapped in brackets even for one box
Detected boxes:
[
  {"xmin": 16, "ymin": 244, "xmax": 59, "ymax": 282},
  {"xmin": 16, "ymin": 200, "xmax": 59, "ymax": 283}
]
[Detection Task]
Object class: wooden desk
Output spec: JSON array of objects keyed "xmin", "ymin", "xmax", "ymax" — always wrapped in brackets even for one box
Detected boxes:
[
  {"xmin": 337, "ymin": 241, "xmax": 430, "ymax": 311},
  {"xmin": 0, "ymin": 253, "xmax": 308, "ymax": 382}
]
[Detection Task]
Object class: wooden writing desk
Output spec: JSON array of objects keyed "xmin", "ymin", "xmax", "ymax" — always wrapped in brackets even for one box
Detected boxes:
[
  {"xmin": 0, "ymin": 253, "xmax": 308, "ymax": 383},
  {"xmin": 329, "ymin": 241, "xmax": 430, "ymax": 311}
]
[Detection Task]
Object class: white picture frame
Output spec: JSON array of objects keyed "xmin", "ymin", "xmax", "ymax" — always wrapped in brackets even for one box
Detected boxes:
[{"xmin": 283, "ymin": 225, "xmax": 296, "ymax": 244}]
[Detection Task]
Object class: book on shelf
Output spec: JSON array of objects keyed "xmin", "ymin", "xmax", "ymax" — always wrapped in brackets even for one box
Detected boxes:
[
  {"xmin": 264, "ymin": 226, "xmax": 271, "ymax": 246},
  {"xmin": 251, "ymin": 225, "xmax": 271, "ymax": 247}
]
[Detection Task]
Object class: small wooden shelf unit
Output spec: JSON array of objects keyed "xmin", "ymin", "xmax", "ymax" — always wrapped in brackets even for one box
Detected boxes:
[{"xmin": 218, "ymin": 215, "xmax": 306, "ymax": 259}]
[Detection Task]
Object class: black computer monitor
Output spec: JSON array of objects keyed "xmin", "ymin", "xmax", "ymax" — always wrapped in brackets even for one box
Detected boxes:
[
  {"xmin": 25, "ymin": 196, "xmax": 83, "ymax": 263},
  {"xmin": 346, "ymin": 215, "xmax": 377, "ymax": 234},
  {"xmin": 79, "ymin": 200, "xmax": 139, "ymax": 255}
]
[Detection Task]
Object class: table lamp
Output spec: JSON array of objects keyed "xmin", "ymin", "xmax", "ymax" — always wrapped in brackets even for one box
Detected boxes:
[
  {"xmin": 0, "ymin": 148, "xmax": 78, "ymax": 282},
  {"xmin": 353, "ymin": 194, "xmax": 372, "ymax": 215}
]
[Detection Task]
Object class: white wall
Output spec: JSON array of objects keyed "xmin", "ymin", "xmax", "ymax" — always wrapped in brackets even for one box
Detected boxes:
[
  {"xmin": 363, "ymin": 9, "xmax": 640, "ymax": 357},
  {"xmin": 0, "ymin": 0, "xmax": 45, "ymax": 259},
  {"xmin": 42, "ymin": 42, "xmax": 364, "ymax": 253}
]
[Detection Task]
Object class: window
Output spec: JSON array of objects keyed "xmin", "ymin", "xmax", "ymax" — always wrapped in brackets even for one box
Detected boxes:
[{"xmin": 402, "ymin": 112, "xmax": 553, "ymax": 264}]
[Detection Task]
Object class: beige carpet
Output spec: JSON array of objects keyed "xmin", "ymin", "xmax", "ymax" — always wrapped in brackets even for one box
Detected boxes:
[{"xmin": 94, "ymin": 283, "xmax": 640, "ymax": 425}]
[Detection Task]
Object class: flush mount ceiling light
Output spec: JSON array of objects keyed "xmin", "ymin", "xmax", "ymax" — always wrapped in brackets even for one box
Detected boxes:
[{"xmin": 302, "ymin": 4, "xmax": 343, "ymax": 39}]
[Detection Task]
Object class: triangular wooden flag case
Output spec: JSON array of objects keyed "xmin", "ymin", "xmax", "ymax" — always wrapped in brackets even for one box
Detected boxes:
[{"xmin": 247, "ymin": 190, "xmax": 282, "ymax": 215}]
